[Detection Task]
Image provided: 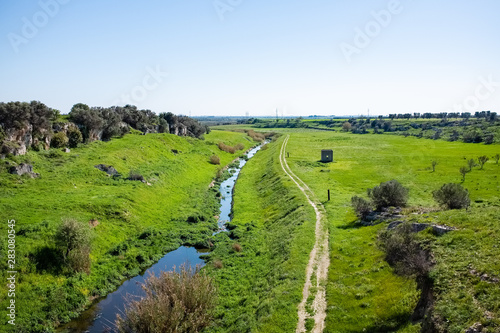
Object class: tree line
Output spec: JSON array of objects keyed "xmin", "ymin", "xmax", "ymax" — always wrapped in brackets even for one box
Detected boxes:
[{"xmin": 0, "ymin": 101, "xmax": 209, "ymax": 154}]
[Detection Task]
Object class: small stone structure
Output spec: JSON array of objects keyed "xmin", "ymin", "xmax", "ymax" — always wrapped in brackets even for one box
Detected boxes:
[{"xmin": 321, "ymin": 149, "xmax": 333, "ymax": 163}]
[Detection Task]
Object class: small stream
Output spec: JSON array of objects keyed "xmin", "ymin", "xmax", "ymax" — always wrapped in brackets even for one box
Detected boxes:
[{"xmin": 58, "ymin": 143, "xmax": 264, "ymax": 332}]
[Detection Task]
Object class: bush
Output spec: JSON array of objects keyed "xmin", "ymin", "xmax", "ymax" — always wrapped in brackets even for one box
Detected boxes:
[
  {"xmin": 115, "ymin": 265, "xmax": 217, "ymax": 333},
  {"xmin": 128, "ymin": 170, "xmax": 145, "ymax": 182},
  {"xmin": 368, "ymin": 180, "xmax": 409, "ymax": 210},
  {"xmin": 232, "ymin": 243, "xmax": 242, "ymax": 252},
  {"xmin": 234, "ymin": 143, "xmax": 245, "ymax": 151},
  {"xmin": 351, "ymin": 196, "xmax": 372, "ymax": 219},
  {"xmin": 55, "ymin": 219, "xmax": 92, "ymax": 274},
  {"xmin": 67, "ymin": 126, "xmax": 83, "ymax": 148},
  {"xmin": 379, "ymin": 223, "xmax": 430, "ymax": 278},
  {"xmin": 432, "ymin": 183, "xmax": 470, "ymax": 209},
  {"xmin": 50, "ymin": 132, "xmax": 69, "ymax": 148},
  {"xmin": 210, "ymin": 155, "xmax": 220, "ymax": 165},
  {"xmin": 218, "ymin": 142, "xmax": 236, "ymax": 154}
]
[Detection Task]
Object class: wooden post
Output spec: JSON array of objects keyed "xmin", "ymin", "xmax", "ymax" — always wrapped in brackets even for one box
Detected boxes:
[
  {"xmin": 328, "ymin": 189, "xmax": 330, "ymax": 201},
  {"xmin": 287, "ymin": 152, "xmax": 289, "ymax": 158}
]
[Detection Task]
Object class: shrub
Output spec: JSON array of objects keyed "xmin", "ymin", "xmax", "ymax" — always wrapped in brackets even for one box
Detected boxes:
[
  {"xmin": 494, "ymin": 153, "xmax": 500, "ymax": 164},
  {"xmin": 246, "ymin": 130, "xmax": 265, "ymax": 142},
  {"xmin": 478, "ymin": 155, "xmax": 489, "ymax": 169},
  {"xmin": 433, "ymin": 183, "xmax": 470, "ymax": 209},
  {"xmin": 218, "ymin": 142, "xmax": 236, "ymax": 154},
  {"xmin": 50, "ymin": 132, "xmax": 69, "ymax": 148},
  {"xmin": 232, "ymin": 243, "xmax": 242, "ymax": 252},
  {"xmin": 459, "ymin": 166, "xmax": 468, "ymax": 182},
  {"xmin": 213, "ymin": 259, "xmax": 223, "ymax": 269},
  {"xmin": 342, "ymin": 122, "xmax": 352, "ymax": 132},
  {"xmin": 379, "ymin": 223, "xmax": 430, "ymax": 278},
  {"xmin": 234, "ymin": 143, "xmax": 245, "ymax": 151},
  {"xmin": 367, "ymin": 180, "xmax": 409, "ymax": 210},
  {"xmin": 467, "ymin": 158, "xmax": 477, "ymax": 171},
  {"xmin": 128, "ymin": 170, "xmax": 145, "ymax": 182},
  {"xmin": 351, "ymin": 196, "xmax": 372, "ymax": 219},
  {"xmin": 67, "ymin": 127, "xmax": 83, "ymax": 148},
  {"xmin": 115, "ymin": 265, "xmax": 217, "ymax": 333},
  {"xmin": 55, "ymin": 219, "xmax": 92, "ymax": 274},
  {"xmin": 210, "ymin": 155, "xmax": 220, "ymax": 165}
]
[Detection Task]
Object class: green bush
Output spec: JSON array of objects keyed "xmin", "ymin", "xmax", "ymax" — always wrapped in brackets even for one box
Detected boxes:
[
  {"xmin": 50, "ymin": 132, "xmax": 69, "ymax": 148},
  {"xmin": 379, "ymin": 223, "xmax": 430, "ymax": 278},
  {"xmin": 351, "ymin": 196, "xmax": 372, "ymax": 218},
  {"xmin": 210, "ymin": 155, "xmax": 220, "ymax": 165},
  {"xmin": 432, "ymin": 183, "xmax": 470, "ymax": 209},
  {"xmin": 55, "ymin": 219, "xmax": 92, "ymax": 274},
  {"xmin": 67, "ymin": 126, "xmax": 83, "ymax": 148},
  {"xmin": 115, "ymin": 265, "xmax": 217, "ymax": 333},
  {"xmin": 368, "ymin": 180, "xmax": 409, "ymax": 210}
]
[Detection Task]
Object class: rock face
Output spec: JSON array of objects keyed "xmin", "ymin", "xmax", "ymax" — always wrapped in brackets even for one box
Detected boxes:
[
  {"xmin": 94, "ymin": 164, "xmax": 120, "ymax": 176},
  {"xmin": 9, "ymin": 163, "xmax": 39, "ymax": 178}
]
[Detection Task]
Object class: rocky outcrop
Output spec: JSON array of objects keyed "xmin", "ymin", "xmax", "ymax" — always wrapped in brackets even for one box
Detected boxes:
[
  {"xmin": 9, "ymin": 163, "xmax": 39, "ymax": 178},
  {"xmin": 387, "ymin": 221, "xmax": 456, "ymax": 235},
  {"xmin": 94, "ymin": 164, "xmax": 120, "ymax": 176}
]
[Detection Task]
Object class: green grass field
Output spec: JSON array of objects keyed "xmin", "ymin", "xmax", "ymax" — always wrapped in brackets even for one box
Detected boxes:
[
  {"xmin": 281, "ymin": 130, "xmax": 500, "ymax": 332},
  {"xmin": 2, "ymin": 126, "xmax": 499, "ymax": 332},
  {"xmin": 0, "ymin": 130, "xmax": 255, "ymax": 332}
]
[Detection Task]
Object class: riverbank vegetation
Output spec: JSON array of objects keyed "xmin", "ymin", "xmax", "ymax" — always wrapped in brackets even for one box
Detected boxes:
[
  {"xmin": 0, "ymin": 130, "xmax": 254, "ymax": 332},
  {"xmin": 204, "ymin": 136, "xmax": 316, "ymax": 332}
]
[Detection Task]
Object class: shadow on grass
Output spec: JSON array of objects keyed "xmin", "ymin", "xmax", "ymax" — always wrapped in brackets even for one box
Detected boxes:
[{"xmin": 32, "ymin": 246, "xmax": 63, "ymax": 274}]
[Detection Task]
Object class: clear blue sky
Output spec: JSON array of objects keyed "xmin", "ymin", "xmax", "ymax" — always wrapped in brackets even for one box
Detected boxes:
[{"xmin": 1, "ymin": 0, "xmax": 499, "ymax": 117}]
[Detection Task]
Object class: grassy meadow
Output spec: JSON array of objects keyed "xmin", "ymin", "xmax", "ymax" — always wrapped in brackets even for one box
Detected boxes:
[
  {"xmin": 280, "ymin": 130, "xmax": 500, "ymax": 332},
  {"xmin": 204, "ymin": 137, "xmax": 317, "ymax": 332},
  {"xmin": 0, "ymin": 130, "xmax": 255, "ymax": 332}
]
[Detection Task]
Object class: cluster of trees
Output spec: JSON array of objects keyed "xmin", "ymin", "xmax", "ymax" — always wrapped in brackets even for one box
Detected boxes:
[
  {"xmin": 68, "ymin": 104, "xmax": 209, "ymax": 142},
  {"xmin": 387, "ymin": 111, "xmax": 497, "ymax": 121},
  {"xmin": 0, "ymin": 101, "xmax": 58, "ymax": 140},
  {"xmin": 0, "ymin": 101, "xmax": 209, "ymax": 154}
]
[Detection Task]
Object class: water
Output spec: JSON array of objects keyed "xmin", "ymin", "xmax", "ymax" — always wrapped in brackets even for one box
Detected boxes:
[
  {"xmin": 216, "ymin": 144, "xmax": 264, "ymax": 233},
  {"xmin": 59, "ymin": 143, "xmax": 264, "ymax": 332},
  {"xmin": 57, "ymin": 247, "xmax": 205, "ymax": 333}
]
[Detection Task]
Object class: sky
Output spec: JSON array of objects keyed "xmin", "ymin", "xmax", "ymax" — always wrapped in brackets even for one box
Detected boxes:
[{"xmin": 1, "ymin": 0, "xmax": 499, "ymax": 117}]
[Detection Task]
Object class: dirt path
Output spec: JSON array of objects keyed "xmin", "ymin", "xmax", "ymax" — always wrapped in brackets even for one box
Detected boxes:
[{"xmin": 279, "ymin": 135, "xmax": 330, "ymax": 333}]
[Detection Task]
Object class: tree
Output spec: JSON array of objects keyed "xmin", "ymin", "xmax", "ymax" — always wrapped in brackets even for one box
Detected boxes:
[
  {"xmin": 368, "ymin": 180, "xmax": 409, "ymax": 210},
  {"xmin": 478, "ymin": 155, "xmax": 489, "ymax": 169},
  {"xmin": 467, "ymin": 158, "xmax": 477, "ymax": 171},
  {"xmin": 459, "ymin": 166, "xmax": 468, "ymax": 182},
  {"xmin": 342, "ymin": 122, "xmax": 352, "ymax": 132},
  {"xmin": 55, "ymin": 219, "xmax": 92, "ymax": 274},
  {"xmin": 433, "ymin": 183, "xmax": 470, "ymax": 209},
  {"xmin": 431, "ymin": 160, "xmax": 438, "ymax": 172},
  {"xmin": 69, "ymin": 107, "xmax": 105, "ymax": 142},
  {"xmin": 351, "ymin": 196, "xmax": 372, "ymax": 219}
]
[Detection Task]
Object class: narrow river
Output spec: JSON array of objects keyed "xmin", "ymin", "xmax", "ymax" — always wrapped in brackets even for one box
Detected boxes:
[{"xmin": 58, "ymin": 143, "xmax": 264, "ymax": 332}]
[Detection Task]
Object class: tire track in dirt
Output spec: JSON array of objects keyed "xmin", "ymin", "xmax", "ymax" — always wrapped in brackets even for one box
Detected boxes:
[{"xmin": 279, "ymin": 135, "xmax": 330, "ymax": 333}]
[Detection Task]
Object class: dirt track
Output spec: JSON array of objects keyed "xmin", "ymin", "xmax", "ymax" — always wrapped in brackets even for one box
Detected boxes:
[{"xmin": 279, "ymin": 135, "xmax": 330, "ymax": 333}]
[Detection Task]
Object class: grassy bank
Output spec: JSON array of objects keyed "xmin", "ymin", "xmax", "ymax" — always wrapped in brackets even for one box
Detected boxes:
[
  {"xmin": 0, "ymin": 130, "xmax": 254, "ymax": 332},
  {"xmin": 281, "ymin": 130, "xmax": 500, "ymax": 332},
  {"xmin": 204, "ymin": 136, "xmax": 316, "ymax": 332}
]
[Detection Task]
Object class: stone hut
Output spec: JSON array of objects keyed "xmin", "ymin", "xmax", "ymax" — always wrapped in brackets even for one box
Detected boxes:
[{"xmin": 321, "ymin": 149, "xmax": 333, "ymax": 163}]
